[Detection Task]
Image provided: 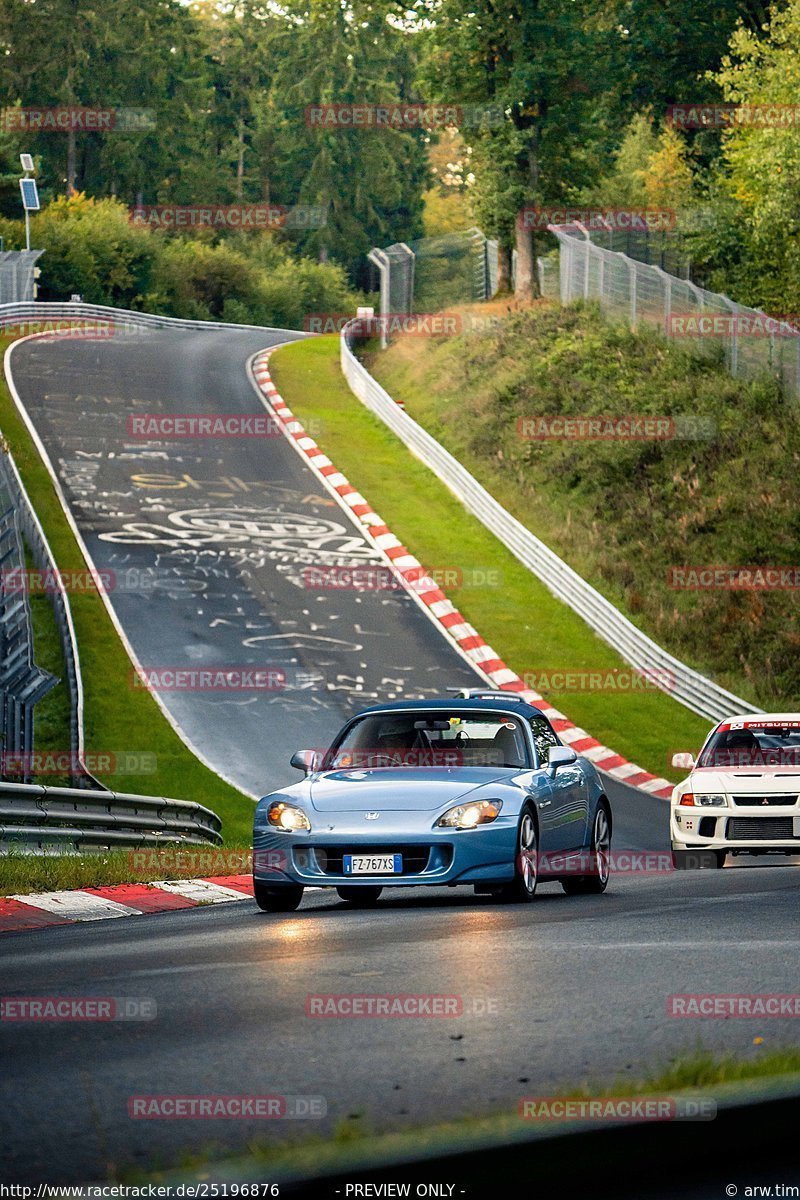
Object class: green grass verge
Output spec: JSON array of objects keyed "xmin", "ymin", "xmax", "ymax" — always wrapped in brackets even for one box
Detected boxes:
[
  {"xmin": 130, "ymin": 1048, "xmax": 800, "ymax": 1182},
  {"xmin": 269, "ymin": 336, "xmax": 711, "ymax": 782},
  {"xmin": 0, "ymin": 846, "xmax": 253, "ymax": 897},
  {"xmin": 23, "ymin": 540, "xmax": 73, "ymax": 779},
  {"xmin": 0, "ymin": 334, "xmax": 255, "ymax": 844},
  {"xmin": 365, "ymin": 301, "xmax": 798, "ymax": 710}
]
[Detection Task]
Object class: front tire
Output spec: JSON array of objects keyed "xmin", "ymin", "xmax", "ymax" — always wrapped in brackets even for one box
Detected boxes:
[
  {"xmin": 336, "ymin": 886, "xmax": 383, "ymax": 907},
  {"xmin": 495, "ymin": 807, "xmax": 538, "ymax": 903},
  {"xmin": 561, "ymin": 804, "xmax": 611, "ymax": 895},
  {"xmin": 254, "ymin": 883, "xmax": 304, "ymax": 912}
]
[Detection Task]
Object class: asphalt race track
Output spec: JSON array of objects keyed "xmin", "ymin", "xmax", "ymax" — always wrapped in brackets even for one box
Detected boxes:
[
  {"xmin": 1, "ymin": 831, "xmax": 799, "ymax": 1183},
  {"xmin": 7, "ymin": 327, "xmax": 479, "ymax": 795},
  {"xmin": 3, "ymin": 326, "xmax": 799, "ymax": 1187}
]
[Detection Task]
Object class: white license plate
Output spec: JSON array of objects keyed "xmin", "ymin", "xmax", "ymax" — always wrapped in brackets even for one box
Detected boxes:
[
  {"xmin": 794, "ymin": 816, "xmax": 800, "ymax": 838},
  {"xmin": 343, "ymin": 853, "xmax": 402, "ymax": 875}
]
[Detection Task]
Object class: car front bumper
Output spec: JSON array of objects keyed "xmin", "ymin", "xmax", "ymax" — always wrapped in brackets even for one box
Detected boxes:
[
  {"xmin": 671, "ymin": 806, "xmax": 800, "ymax": 854},
  {"xmin": 253, "ymin": 817, "xmax": 519, "ymax": 888}
]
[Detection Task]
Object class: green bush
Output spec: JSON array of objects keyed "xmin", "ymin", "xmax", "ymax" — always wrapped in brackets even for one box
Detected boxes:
[
  {"xmin": 33, "ymin": 195, "xmax": 157, "ymax": 307},
  {"xmin": 4, "ymin": 195, "xmax": 360, "ymax": 328}
]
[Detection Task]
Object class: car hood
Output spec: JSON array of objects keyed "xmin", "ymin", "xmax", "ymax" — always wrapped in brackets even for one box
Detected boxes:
[
  {"xmin": 688, "ymin": 767, "xmax": 800, "ymax": 795},
  {"xmin": 307, "ymin": 767, "xmax": 514, "ymax": 812}
]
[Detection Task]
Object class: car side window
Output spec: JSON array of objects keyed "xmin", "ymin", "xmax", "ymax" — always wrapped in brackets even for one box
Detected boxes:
[{"xmin": 529, "ymin": 718, "xmax": 559, "ymax": 767}]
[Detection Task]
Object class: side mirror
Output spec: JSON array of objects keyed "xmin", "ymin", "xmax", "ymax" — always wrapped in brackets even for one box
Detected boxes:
[
  {"xmin": 548, "ymin": 745, "xmax": 578, "ymax": 772},
  {"xmin": 290, "ymin": 749, "xmax": 319, "ymax": 775},
  {"xmin": 672, "ymin": 752, "xmax": 695, "ymax": 771}
]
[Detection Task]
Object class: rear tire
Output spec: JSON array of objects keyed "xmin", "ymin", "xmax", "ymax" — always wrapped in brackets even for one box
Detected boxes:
[
  {"xmin": 671, "ymin": 849, "xmax": 725, "ymax": 870},
  {"xmin": 495, "ymin": 807, "xmax": 538, "ymax": 903},
  {"xmin": 336, "ymin": 886, "xmax": 383, "ymax": 907},
  {"xmin": 254, "ymin": 883, "xmax": 304, "ymax": 912},
  {"xmin": 561, "ymin": 804, "xmax": 612, "ymax": 896}
]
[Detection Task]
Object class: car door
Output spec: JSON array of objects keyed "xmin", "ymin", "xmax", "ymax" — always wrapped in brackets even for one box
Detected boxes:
[{"xmin": 529, "ymin": 718, "xmax": 590, "ymax": 854}]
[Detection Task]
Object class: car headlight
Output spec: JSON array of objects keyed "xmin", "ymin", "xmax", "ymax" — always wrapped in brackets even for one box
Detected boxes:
[
  {"xmin": 437, "ymin": 799, "xmax": 502, "ymax": 829},
  {"xmin": 267, "ymin": 801, "xmax": 311, "ymax": 831},
  {"xmin": 678, "ymin": 793, "xmax": 727, "ymax": 807}
]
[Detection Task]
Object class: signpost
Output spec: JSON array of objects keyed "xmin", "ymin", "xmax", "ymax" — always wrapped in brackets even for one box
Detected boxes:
[{"xmin": 18, "ymin": 155, "xmax": 39, "ymax": 253}]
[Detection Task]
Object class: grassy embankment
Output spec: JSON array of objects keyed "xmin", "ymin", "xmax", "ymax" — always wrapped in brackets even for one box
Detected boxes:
[{"xmin": 365, "ymin": 300, "xmax": 798, "ymax": 711}]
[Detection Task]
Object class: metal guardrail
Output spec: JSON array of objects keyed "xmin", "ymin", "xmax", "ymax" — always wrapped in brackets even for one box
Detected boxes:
[
  {"xmin": 0, "ymin": 442, "xmax": 86, "ymax": 784},
  {"xmin": 340, "ymin": 321, "xmax": 761, "ymax": 724},
  {"xmin": 0, "ymin": 781, "xmax": 222, "ymax": 850},
  {"xmin": 0, "ymin": 300, "xmax": 301, "ymax": 338},
  {"xmin": 0, "ymin": 490, "xmax": 58, "ymax": 772}
]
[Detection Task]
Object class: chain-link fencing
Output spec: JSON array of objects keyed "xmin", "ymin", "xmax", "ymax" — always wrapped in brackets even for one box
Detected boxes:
[{"xmin": 551, "ymin": 223, "xmax": 800, "ymax": 403}]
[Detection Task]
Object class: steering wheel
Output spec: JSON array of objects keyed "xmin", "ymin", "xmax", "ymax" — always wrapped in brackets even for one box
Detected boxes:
[{"xmin": 367, "ymin": 752, "xmax": 403, "ymax": 767}]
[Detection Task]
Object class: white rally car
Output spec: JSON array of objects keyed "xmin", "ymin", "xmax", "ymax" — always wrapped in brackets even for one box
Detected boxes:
[{"xmin": 671, "ymin": 713, "xmax": 800, "ymax": 868}]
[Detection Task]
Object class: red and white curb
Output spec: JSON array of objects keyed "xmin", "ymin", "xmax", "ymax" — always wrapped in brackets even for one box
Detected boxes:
[
  {"xmin": 250, "ymin": 350, "xmax": 674, "ymax": 801},
  {"xmin": 0, "ymin": 875, "xmax": 253, "ymax": 934}
]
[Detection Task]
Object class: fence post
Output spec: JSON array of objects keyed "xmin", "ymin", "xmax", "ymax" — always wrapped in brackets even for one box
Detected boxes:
[
  {"xmin": 722, "ymin": 298, "xmax": 738, "ymax": 376},
  {"xmin": 629, "ymin": 260, "xmax": 638, "ymax": 328}
]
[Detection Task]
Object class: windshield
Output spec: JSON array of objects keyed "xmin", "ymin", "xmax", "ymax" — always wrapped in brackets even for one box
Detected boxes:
[
  {"xmin": 325, "ymin": 711, "xmax": 530, "ymax": 770},
  {"xmin": 698, "ymin": 720, "xmax": 800, "ymax": 768}
]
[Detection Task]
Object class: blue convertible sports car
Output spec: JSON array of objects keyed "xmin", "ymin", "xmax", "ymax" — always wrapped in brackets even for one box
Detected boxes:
[{"xmin": 252, "ymin": 689, "xmax": 612, "ymax": 912}]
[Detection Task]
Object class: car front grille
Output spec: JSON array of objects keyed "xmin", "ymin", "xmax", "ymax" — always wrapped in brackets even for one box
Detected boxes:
[
  {"xmin": 726, "ymin": 818, "xmax": 795, "ymax": 841},
  {"xmin": 731, "ymin": 795, "xmax": 799, "ymax": 807},
  {"xmin": 310, "ymin": 844, "xmax": 434, "ymax": 876}
]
